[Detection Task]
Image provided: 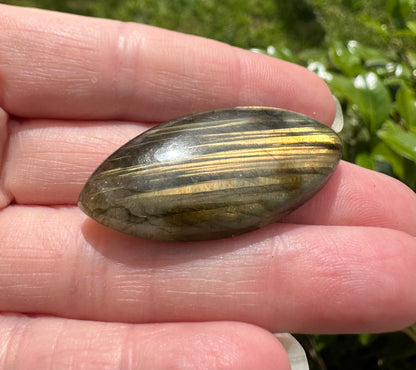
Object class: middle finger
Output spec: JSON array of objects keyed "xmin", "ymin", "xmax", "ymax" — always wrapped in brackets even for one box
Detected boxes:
[{"xmin": 3, "ymin": 119, "xmax": 416, "ymax": 233}]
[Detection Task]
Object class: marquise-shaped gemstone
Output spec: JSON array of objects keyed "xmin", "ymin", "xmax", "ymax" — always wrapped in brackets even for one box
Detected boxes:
[{"xmin": 78, "ymin": 107, "xmax": 342, "ymax": 241}]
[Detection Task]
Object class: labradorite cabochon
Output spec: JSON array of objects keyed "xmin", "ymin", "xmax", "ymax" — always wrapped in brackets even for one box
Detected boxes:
[{"xmin": 78, "ymin": 107, "xmax": 342, "ymax": 241}]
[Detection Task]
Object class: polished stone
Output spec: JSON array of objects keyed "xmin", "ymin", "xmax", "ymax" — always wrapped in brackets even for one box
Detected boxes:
[{"xmin": 78, "ymin": 107, "xmax": 342, "ymax": 241}]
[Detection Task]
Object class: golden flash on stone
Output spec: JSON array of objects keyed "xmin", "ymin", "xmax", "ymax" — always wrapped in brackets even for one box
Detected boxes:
[{"xmin": 78, "ymin": 107, "xmax": 342, "ymax": 241}]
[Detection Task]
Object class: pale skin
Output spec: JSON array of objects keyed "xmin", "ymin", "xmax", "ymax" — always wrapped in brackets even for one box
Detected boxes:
[{"xmin": 0, "ymin": 4, "xmax": 415, "ymax": 369}]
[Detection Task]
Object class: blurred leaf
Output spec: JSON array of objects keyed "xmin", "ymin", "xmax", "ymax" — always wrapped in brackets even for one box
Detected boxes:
[
  {"xmin": 372, "ymin": 61, "xmax": 414, "ymax": 82},
  {"xmin": 250, "ymin": 45, "xmax": 297, "ymax": 63},
  {"xmin": 355, "ymin": 153, "xmax": 375, "ymax": 169},
  {"xmin": 329, "ymin": 40, "xmax": 362, "ymax": 76},
  {"xmin": 398, "ymin": 0, "xmax": 416, "ymax": 18},
  {"xmin": 372, "ymin": 141, "xmax": 407, "ymax": 179},
  {"xmin": 352, "ymin": 73, "xmax": 392, "ymax": 131},
  {"xmin": 386, "ymin": 0, "xmax": 415, "ymax": 18},
  {"xmin": 358, "ymin": 333, "xmax": 376, "ymax": 346},
  {"xmin": 359, "ymin": 15, "xmax": 391, "ymax": 38},
  {"xmin": 269, "ymin": 46, "xmax": 296, "ymax": 63},
  {"xmin": 327, "ymin": 73, "xmax": 355, "ymax": 92},
  {"xmin": 378, "ymin": 121, "xmax": 416, "ymax": 162},
  {"xmin": 307, "ymin": 61, "xmax": 334, "ymax": 81},
  {"xmin": 386, "ymin": 0, "xmax": 399, "ymax": 17},
  {"xmin": 329, "ymin": 72, "xmax": 392, "ymax": 132},
  {"xmin": 396, "ymin": 84, "xmax": 416, "ymax": 132},
  {"xmin": 346, "ymin": 40, "xmax": 387, "ymax": 62},
  {"xmin": 299, "ymin": 48, "xmax": 329, "ymax": 65},
  {"xmin": 386, "ymin": 0, "xmax": 415, "ymax": 28},
  {"xmin": 394, "ymin": 27, "xmax": 416, "ymax": 36},
  {"xmin": 407, "ymin": 21, "xmax": 416, "ymax": 34},
  {"xmin": 355, "ymin": 148, "xmax": 399, "ymax": 177}
]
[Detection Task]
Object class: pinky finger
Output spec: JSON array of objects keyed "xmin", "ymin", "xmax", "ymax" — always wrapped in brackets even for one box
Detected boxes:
[{"xmin": 0, "ymin": 314, "xmax": 290, "ymax": 370}]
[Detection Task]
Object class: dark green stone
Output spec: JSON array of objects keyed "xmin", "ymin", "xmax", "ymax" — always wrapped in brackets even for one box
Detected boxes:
[{"xmin": 78, "ymin": 107, "xmax": 342, "ymax": 241}]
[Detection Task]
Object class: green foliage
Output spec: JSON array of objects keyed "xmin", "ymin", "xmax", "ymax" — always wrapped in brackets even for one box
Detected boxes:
[
  {"xmin": 386, "ymin": 0, "xmax": 416, "ymax": 28},
  {"xmin": 273, "ymin": 0, "xmax": 326, "ymax": 47},
  {"xmin": 298, "ymin": 331, "xmax": 416, "ymax": 370},
  {"xmin": 2, "ymin": 0, "xmax": 416, "ymax": 368},
  {"xmin": 310, "ymin": 0, "xmax": 392, "ymax": 47},
  {"xmin": 2, "ymin": 0, "xmax": 285, "ymax": 49},
  {"xmin": 331, "ymin": 71, "xmax": 392, "ymax": 132},
  {"xmin": 256, "ymin": 1, "xmax": 416, "ymax": 190},
  {"xmin": 328, "ymin": 14, "xmax": 416, "ymax": 189},
  {"xmin": 397, "ymin": 84, "xmax": 416, "ymax": 132}
]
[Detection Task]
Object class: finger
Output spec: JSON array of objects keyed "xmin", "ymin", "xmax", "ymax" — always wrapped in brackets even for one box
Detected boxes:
[
  {"xmin": 282, "ymin": 160, "xmax": 416, "ymax": 234},
  {"xmin": 0, "ymin": 4, "xmax": 335, "ymax": 123},
  {"xmin": 0, "ymin": 108, "xmax": 8, "ymax": 207},
  {"xmin": 0, "ymin": 314, "xmax": 288, "ymax": 370},
  {"xmin": 1, "ymin": 205, "xmax": 415, "ymax": 333},
  {"xmin": 3, "ymin": 119, "xmax": 416, "ymax": 234},
  {"xmin": 1, "ymin": 118, "xmax": 143, "ymax": 207}
]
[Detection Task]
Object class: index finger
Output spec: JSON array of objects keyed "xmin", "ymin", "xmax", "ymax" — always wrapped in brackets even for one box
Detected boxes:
[{"xmin": 0, "ymin": 4, "xmax": 335, "ymax": 123}]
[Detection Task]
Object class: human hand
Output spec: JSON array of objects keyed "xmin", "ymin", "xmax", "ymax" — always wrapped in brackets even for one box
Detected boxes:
[{"xmin": 1, "ymin": 4, "xmax": 415, "ymax": 369}]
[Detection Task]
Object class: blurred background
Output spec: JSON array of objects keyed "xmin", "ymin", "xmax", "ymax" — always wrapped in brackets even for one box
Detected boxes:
[{"xmin": 1, "ymin": 1, "xmax": 416, "ymax": 369}]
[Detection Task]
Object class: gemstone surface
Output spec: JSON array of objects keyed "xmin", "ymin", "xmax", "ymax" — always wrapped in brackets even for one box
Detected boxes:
[{"xmin": 78, "ymin": 107, "xmax": 342, "ymax": 241}]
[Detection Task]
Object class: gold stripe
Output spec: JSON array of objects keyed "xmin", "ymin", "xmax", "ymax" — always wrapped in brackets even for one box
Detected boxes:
[
  {"xmin": 189, "ymin": 133, "xmax": 337, "ymax": 150},
  {"xmin": 143, "ymin": 118, "xmax": 248, "ymax": 136},
  {"xmin": 102, "ymin": 144, "xmax": 338, "ymax": 178},
  {"xmin": 133, "ymin": 119, "xmax": 326, "ymax": 142},
  {"xmin": 120, "ymin": 174, "xmax": 312, "ymax": 200}
]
